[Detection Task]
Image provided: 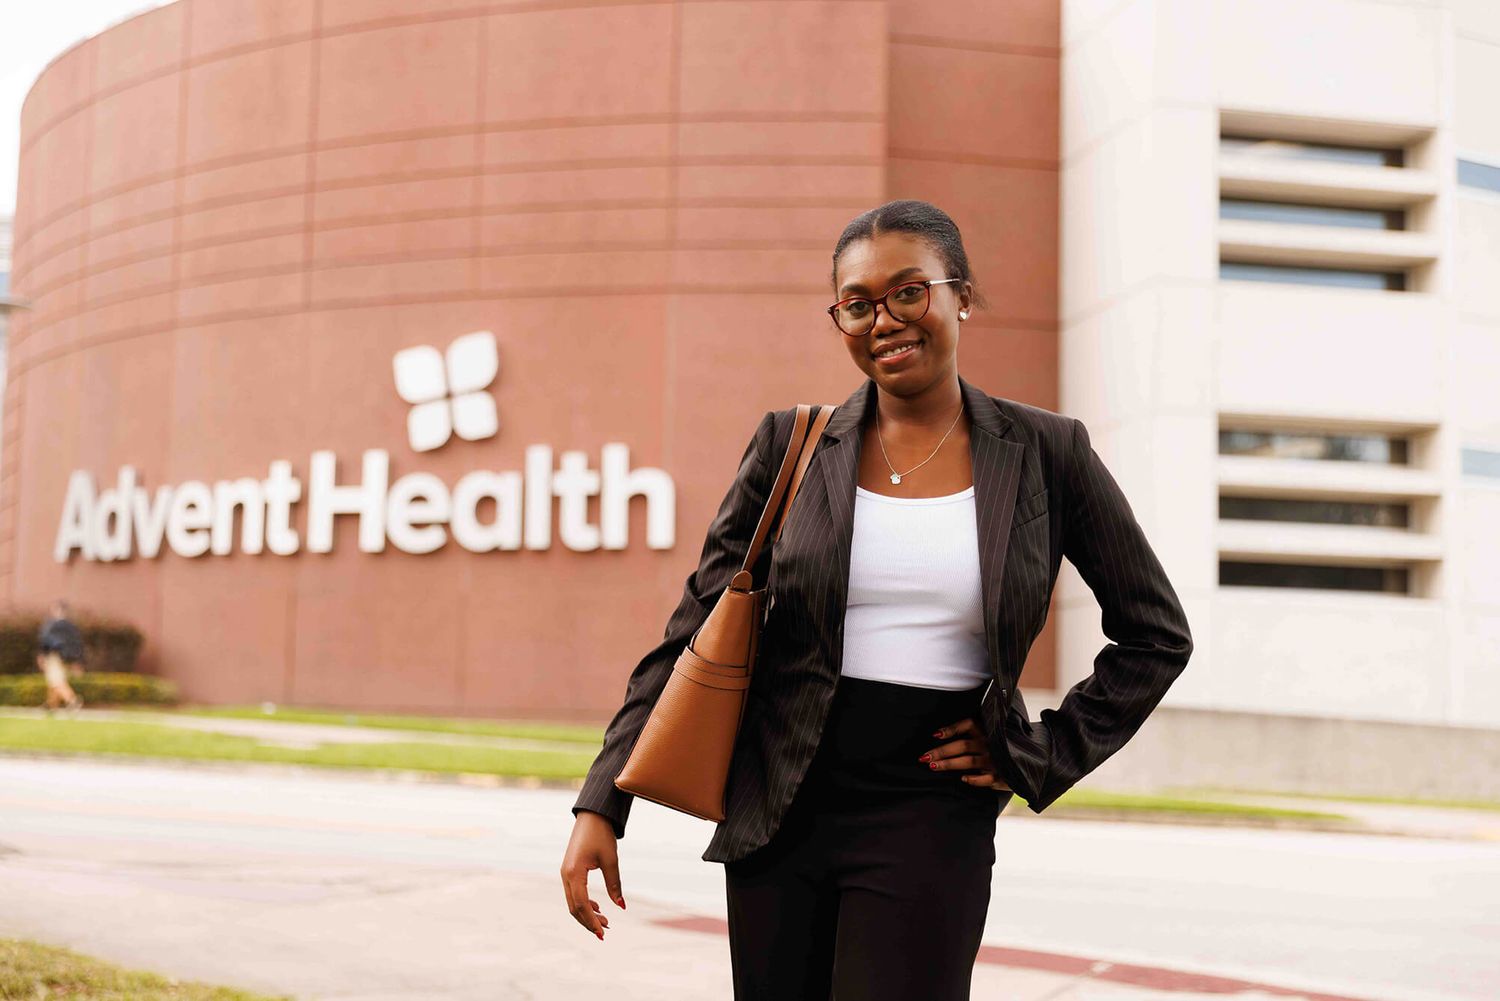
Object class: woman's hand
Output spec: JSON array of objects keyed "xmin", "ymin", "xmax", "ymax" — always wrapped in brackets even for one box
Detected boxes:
[
  {"xmin": 561, "ymin": 811, "xmax": 627, "ymax": 941},
  {"xmin": 921, "ymin": 716, "xmax": 1011, "ymax": 791}
]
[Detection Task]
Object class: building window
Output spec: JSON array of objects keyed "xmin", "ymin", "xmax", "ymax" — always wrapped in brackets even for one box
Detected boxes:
[
  {"xmin": 1219, "ymin": 429, "xmax": 1409, "ymax": 464},
  {"xmin": 1218, "ymin": 261, "xmax": 1405, "ymax": 290},
  {"xmin": 1219, "ymin": 560, "xmax": 1409, "ymax": 593},
  {"xmin": 1217, "ymin": 123, "xmax": 1426, "ymax": 292},
  {"xmin": 1462, "ymin": 448, "xmax": 1500, "ymax": 479},
  {"xmin": 1219, "ymin": 198, "xmax": 1403, "ymax": 231},
  {"xmin": 1218, "ymin": 135, "xmax": 1404, "ymax": 169},
  {"xmin": 1458, "ymin": 159, "xmax": 1500, "ymax": 195},
  {"xmin": 1220, "ymin": 135, "xmax": 1403, "ymax": 168},
  {"xmin": 1219, "ymin": 496, "xmax": 1409, "ymax": 528}
]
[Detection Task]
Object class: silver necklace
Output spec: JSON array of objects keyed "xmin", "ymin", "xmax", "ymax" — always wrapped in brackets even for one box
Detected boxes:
[{"xmin": 875, "ymin": 402, "xmax": 964, "ymax": 485}]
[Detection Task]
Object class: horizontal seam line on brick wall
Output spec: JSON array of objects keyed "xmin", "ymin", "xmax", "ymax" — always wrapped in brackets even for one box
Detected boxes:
[
  {"xmin": 19, "ymin": 237, "xmax": 838, "ymax": 303},
  {"xmin": 893, "ymin": 34, "xmax": 1060, "ymax": 59},
  {"xmin": 11, "ymin": 190, "xmax": 877, "ymax": 293},
  {"xmin": 8, "ymin": 298, "xmax": 1056, "ymax": 382},
  {"xmin": 886, "ymin": 148, "xmax": 1058, "ymax": 171},
  {"xmin": 12, "ymin": 211, "xmax": 860, "ymax": 302},
  {"xmin": 14, "ymin": 114, "xmax": 884, "ymax": 258},
  {"xmin": 24, "ymin": 0, "xmax": 760, "ymax": 151}
]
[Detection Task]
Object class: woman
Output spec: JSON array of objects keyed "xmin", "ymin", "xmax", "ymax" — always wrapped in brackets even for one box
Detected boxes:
[{"xmin": 561, "ymin": 199, "xmax": 1194, "ymax": 999}]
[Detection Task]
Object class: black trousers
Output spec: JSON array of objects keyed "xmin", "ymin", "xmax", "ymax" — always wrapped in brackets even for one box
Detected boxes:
[{"xmin": 723, "ymin": 676, "xmax": 1005, "ymax": 1001}]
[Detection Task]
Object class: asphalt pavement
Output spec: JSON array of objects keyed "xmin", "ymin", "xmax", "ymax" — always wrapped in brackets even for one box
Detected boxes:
[{"xmin": 2, "ymin": 754, "xmax": 1497, "ymax": 1001}]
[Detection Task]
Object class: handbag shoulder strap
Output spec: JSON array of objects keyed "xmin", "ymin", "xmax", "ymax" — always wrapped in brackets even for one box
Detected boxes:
[
  {"xmin": 773, "ymin": 404, "xmax": 834, "ymax": 543},
  {"xmin": 736, "ymin": 403, "xmax": 836, "ymax": 584}
]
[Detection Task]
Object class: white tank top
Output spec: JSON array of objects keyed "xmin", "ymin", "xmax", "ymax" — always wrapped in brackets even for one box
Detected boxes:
[{"xmin": 838, "ymin": 483, "xmax": 991, "ymax": 690}]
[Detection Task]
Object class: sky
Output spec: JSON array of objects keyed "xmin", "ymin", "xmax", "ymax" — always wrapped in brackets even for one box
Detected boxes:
[{"xmin": 0, "ymin": 0, "xmax": 172, "ymax": 217}]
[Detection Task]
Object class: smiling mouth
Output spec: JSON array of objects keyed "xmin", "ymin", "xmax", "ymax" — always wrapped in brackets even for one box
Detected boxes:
[{"xmin": 873, "ymin": 341, "xmax": 920, "ymax": 363}]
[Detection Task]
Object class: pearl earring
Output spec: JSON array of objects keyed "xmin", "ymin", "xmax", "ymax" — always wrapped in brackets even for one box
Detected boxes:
[{"xmin": 958, "ymin": 311, "xmax": 969, "ymax": 320}]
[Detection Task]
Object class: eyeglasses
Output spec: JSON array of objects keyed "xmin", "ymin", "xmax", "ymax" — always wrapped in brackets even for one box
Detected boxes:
[{"xmin": 827, "ymin": 278, "xmax": 962, "ymax": 337}]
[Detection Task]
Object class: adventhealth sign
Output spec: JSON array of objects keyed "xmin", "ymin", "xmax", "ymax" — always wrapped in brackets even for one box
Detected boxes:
[{"xmin": 53, "ymin": 333, "xmax": 677, "ymax": 562}]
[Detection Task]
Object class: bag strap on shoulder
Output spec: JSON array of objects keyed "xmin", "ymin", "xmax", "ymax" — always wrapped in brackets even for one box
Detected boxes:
[
  {"xmin": 736, "ymin": 403, "xmax": 836, "ymax": 584},
  {"xmin": 773, "ymin": 405, "xmax": 834, "ymax": 543}
]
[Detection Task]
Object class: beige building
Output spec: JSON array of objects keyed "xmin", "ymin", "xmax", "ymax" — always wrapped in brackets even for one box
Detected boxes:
[{"xmin": 1056, "ymin": 0, "xmax": 1500, "ymax": 798}]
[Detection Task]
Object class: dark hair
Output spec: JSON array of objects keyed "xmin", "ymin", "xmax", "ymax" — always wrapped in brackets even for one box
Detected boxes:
[{"xmin": 829, "ymin": 199, "xmax": 989, "ymax": 311}]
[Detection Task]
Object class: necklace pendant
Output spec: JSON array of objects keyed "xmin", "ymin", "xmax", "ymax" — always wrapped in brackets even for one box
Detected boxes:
[{"xmin": 890, "ymin": 473, "xmax": 901, "ymax": 484}]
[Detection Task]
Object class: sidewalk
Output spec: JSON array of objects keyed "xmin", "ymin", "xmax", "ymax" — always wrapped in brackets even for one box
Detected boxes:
[
  {"xmin": 5, "ymin": 755, "xmax": 1444, "ymax": 1001},
  {"xmin": 0, "ymin": 853, "xmax": 1382, "ymax": 1001},
  {"xmin": 4, "ymin": 706, "xmax": 1499, "ymax": 844}
]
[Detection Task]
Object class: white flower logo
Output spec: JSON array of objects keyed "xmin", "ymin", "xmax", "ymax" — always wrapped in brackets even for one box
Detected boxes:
[{"xmin": 392, "ymin": 331, "xmax": 500, "ymax": 452}]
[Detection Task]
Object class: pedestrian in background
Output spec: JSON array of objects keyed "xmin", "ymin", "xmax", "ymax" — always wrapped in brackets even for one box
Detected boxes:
[{"xmin": 37, "ymin": 598, "xmax": 85, "ymax": 713}]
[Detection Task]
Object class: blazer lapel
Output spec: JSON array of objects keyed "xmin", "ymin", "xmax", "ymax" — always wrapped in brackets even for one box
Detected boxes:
[
  {"xmin": 806, "ymin": 379, "xmax": 867, "ymax": 674},
  {"xmin": 959, "ymin": 376, "xmax": 1027, "ymax": 682},
  {"xmin": 802, "ymin": 375, "xmax": 1027, "ymax": 684}
]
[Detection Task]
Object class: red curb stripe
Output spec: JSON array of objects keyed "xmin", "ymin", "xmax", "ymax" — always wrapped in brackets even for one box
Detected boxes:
[
  {"xmin": 650, "ymin": 916, "xmax": 1374, "ymax": 1001},
  {"xmin": 654, "ymin": 916, "xmax": 727, "ymax": 936}
]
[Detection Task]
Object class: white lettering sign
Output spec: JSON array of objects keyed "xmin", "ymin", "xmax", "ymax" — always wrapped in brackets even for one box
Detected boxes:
[{"xmin": 53, "ymin": 445, "xmax": 676, "ymax": 562}]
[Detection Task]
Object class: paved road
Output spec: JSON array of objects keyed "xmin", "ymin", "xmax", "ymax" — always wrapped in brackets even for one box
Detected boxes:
[{"xmin": 0, "ymin": 757, "xmax": 1495, "ymax": 1001}]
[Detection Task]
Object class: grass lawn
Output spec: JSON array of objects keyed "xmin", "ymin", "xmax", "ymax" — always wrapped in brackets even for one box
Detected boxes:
[
  {"xmin": 0, "ymin": 715, "xmax": 1351, "ymax": 822},
  {"xmin": 1048, "ymin": 788, "xmax": 1348, "ymax": 821},
  {"xmin": 0, "ymin": 718, "xmax": 597, "ymax": 780},
  {"xmin": 1177, "ymin": 785, "xmax": 1500, "ymax": 814},
  {"xmin": 0, "ymin": 938, "xmax": 289, "ymax": 1000},
  {"xmin": 98, "ymin": 707, "xmax": 1495, "ymax": 815},
  {"xmin": 144, "ymin": 704, "xmax": 604, "ymax": 745}
]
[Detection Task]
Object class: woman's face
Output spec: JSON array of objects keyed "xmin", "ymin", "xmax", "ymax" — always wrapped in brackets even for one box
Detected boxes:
[{"xmin": 831, "ymin": 231, "xmax": 972, "ymax": 395}]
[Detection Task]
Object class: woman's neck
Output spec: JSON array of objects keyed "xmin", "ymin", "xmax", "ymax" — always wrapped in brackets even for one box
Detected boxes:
[{"xmin": 873, "ymin": 377, "xmax": 964, "ymax": 430}]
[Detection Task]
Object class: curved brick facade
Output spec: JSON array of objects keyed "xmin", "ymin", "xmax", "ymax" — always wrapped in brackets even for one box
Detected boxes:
[{"xmin": 4, "ymin": 0, "xmax": 1059, "ymax": 712}]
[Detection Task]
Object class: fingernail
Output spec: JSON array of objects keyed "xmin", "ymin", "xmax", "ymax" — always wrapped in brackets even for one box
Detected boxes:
[
  {"xmin": 919, "ymin": 753, "xmax": 931, "ymax": 762},
  {"xmin": 929, "ymin": 762, "xmax": 938, "ymax": 770},
  {"xmin": 933, "ymin": 729, "xmax": 944, "ymax": 738}
]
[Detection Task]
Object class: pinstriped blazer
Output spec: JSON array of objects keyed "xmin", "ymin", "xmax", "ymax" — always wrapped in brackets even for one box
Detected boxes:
[{"xmin": 573, "ymin": 374, "xmax": 1194, "ymax": 865}]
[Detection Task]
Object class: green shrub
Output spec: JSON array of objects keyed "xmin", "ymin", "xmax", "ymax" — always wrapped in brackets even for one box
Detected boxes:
[
  {"xmin": 0, "ymin": 607, "xmax": 144, "ymax": 675},
  {"xmin": 0, "ymin": 671, "xmax": 177, "ymax": 706}
]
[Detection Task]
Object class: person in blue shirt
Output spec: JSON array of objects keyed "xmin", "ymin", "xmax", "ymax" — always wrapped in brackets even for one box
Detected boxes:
[{"xmin": 36, "ymin": 599, "xmax": 85, "ymax": 713}]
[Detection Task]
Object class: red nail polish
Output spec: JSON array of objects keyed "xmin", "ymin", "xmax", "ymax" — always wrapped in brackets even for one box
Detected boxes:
[
  {"xmin": 929, "ymin": 762, "xmax": 938, "ymax": 769},
  {"xmin": 919, "ymin": 753, "xmax": 931, "ymax": 762}
]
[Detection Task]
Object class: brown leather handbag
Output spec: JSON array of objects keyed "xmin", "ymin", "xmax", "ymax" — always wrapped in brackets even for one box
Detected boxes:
[{"xmin": 614, "ymin": 403, "xmax": 836, "ymax": 822}]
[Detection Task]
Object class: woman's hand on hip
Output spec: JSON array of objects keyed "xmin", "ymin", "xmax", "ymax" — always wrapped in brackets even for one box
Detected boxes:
[{"xmin": 922, "ymin": 716, "xmax": 1012, "ymax": 791}]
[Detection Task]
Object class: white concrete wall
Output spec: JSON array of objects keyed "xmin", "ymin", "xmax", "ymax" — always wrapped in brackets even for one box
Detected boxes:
[
  {"xmin": 1447, "ymin": 1, "xmax": 1500, "ymax": 727},
  {"xmin": 1059, "ymin": 0, "xmax": 1500, "ymax": 729}
]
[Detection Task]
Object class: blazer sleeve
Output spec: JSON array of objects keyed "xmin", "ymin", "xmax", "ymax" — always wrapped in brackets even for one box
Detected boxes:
[
  {"xmin": 1002, "ymin": 416, "xmax": 1194, "ymax": 813},
  {"xmin": 571, "ymin": 409, "xmax": 777, "ymax": 839}
]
